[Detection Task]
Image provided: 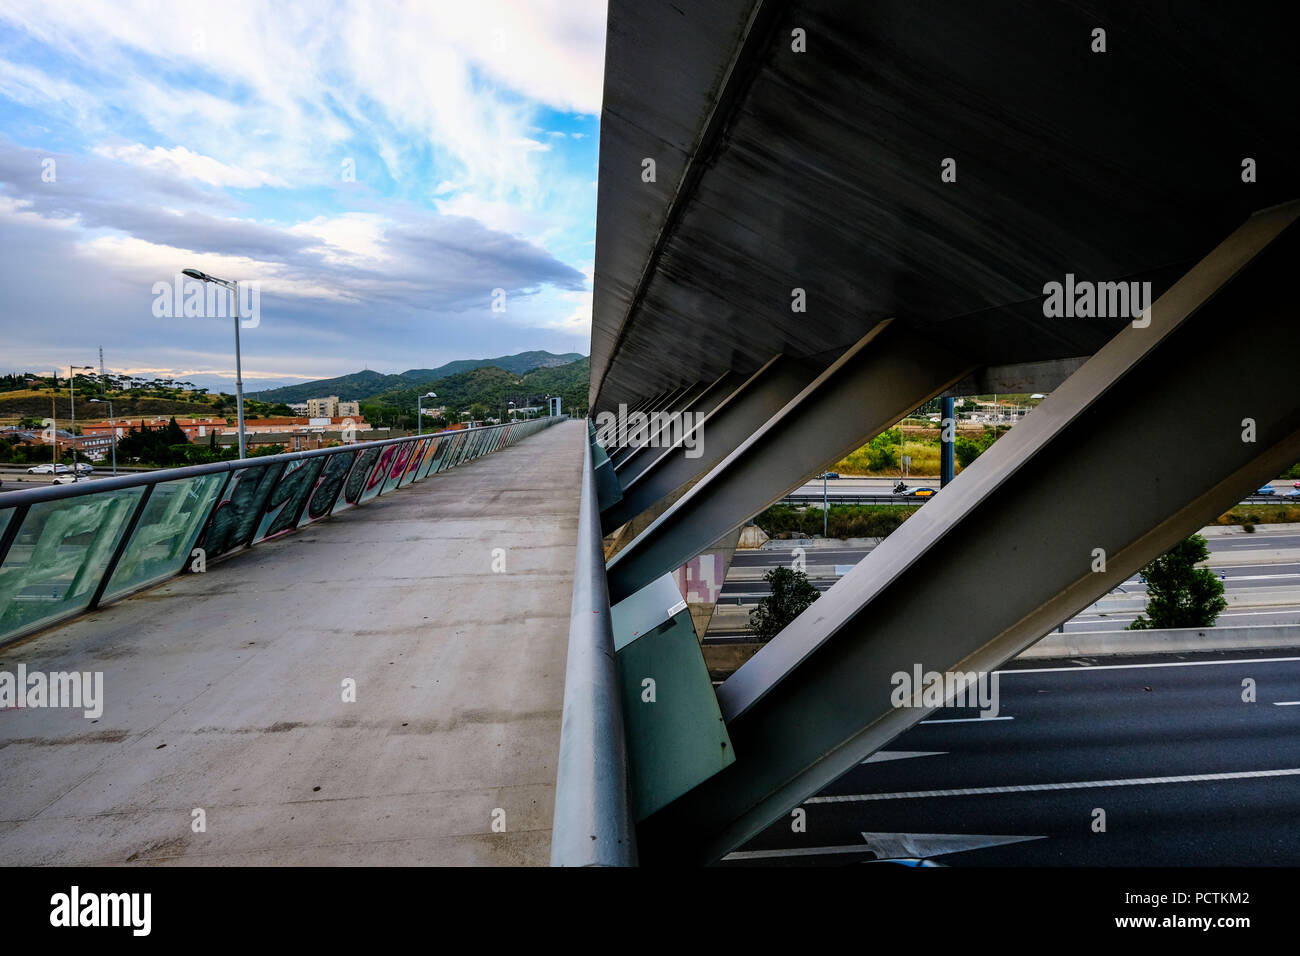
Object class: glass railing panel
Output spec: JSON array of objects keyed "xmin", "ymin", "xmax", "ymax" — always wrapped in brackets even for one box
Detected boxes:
[
  {"xmin": 0, "ymin": 488, "xmax": 144, "ymax": 638},
  {"xmin": 101, "ymin": 473, "xmax": 227, "ymax": 602}
]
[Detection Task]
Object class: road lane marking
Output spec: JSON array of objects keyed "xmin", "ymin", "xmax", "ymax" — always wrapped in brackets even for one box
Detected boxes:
[
  {"xmin": 1274, "ymin": 701, "xmax": 1300, "ymax": 706},
  {"xmin": 862, "ymin": 750, "xmax": 947, "ymax": 764},
  {"xmin": 721, "ymin": 831, "xmax": 1044, "ymax": 861},
  {"xmin": 1001, "ymin": 656, "xmax": 1300, "ymax": 675},
  {"xmin": 806, "ymin": 767, "xmax": 1300, "ymax": 804},
  {"xmin": 919, "ymin": 716, "xmax": 1012, "ymax": 724},
  {"xmin": 721, "ymin": 845, "xmax": 878, "ymax": 860}
]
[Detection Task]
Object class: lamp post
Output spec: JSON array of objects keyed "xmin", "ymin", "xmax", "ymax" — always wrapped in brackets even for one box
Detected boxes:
[
  {"xmin": 89, "ymin": 398, "xmax": 116, "ymax": 475},
  {"xmin": 69, "ymin": 364, "xmax": 94, "ymax": 480},
  {"xmin": 182, "ymin": 268, "xmax": 246, "ymax": 458},
  {"xmin": 823, "ymin": 470, "xmax": 829, "ymax": 537},
  {"xmin": 417, "ymin": 391, "xmax": 437, "ymax": 437}
]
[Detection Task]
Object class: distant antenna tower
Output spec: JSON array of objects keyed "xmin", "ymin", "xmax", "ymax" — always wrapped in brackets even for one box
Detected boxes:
[{"xmin": 99, "ymin": 346, "xmax": 105, "ymax": 379}]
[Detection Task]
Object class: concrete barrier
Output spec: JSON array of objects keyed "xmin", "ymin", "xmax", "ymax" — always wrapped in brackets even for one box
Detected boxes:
[{"xmin": 1020, "ymin": 624, "xmax": 1300, "ymax": 659}]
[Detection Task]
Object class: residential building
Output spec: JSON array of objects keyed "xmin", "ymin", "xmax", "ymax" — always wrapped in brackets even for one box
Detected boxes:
[{"xmin": 306, "ymin": 396, "xmax": 360, "ymax": 418}]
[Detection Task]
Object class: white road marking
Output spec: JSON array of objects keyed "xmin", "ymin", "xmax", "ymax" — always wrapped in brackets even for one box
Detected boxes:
[
  {"xmin": 1000, "ymin": 656, "xmax": 1300, "ymax": 675},
  {"xmin": 862, "ymin": 750, "xmax": 947, "ymax": 764},
  {"xmin": 919, "ymin": 716, "xmax": 1012, "ymax": 724},
  {"xmin": 1273, "ymin": 701, "xmax": 1300, "ymax": 706},
  {"xmin": 806, "ymin": 767, "xmax": 1300, "ymax": 804},
  {"xmin": 721, "ymin": 845, "xmax": 878, "ymax": 860},
  {"xmin": 859, "ymin": 831, "xmax": 1045, "ymax": 858},
  {"xmin": 721, "ymin": 831, "xmax": 1044, "ymax": 861}
]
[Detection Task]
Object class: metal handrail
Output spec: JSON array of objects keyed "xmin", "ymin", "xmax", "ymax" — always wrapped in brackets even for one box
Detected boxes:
[
  {"xmin": 0, "ymin": 418, "xmax": 540, "ymax": 508},
  {"xmin": 550, "ymin": 435, "xmax": 637, "ymax": 866}
]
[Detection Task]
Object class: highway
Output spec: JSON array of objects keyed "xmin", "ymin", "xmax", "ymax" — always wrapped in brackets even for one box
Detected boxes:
[
  {"xmin": 784, "ymin": 475, "xmax": 1300, "ymax": 505},
  {"xmin": 707, "ymin": 529, "xmax": 1300, "ymax": 638},
  {"xmin": 724, "ymin": 651, "xmax": 1300, "ymax": 865}
]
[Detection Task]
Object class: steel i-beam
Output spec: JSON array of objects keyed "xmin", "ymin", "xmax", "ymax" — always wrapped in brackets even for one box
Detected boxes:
[
  {"xmin": 605, "ymin": 321, "xmax": 978, "ymax": 603},
  {"xmin": 599, "ymin": 358, "xmax": 816, "ymax": 535},
  {"xmin": 636, "ymin": 201, "xmax": 1300, "ymax": 865},
  {"xmin": 607, "ymin": 384, "xmax": 693, "ymax": 466},
  {"xmin": 612, "ymin": 373, "xmax": 738, "ymax": 479}
]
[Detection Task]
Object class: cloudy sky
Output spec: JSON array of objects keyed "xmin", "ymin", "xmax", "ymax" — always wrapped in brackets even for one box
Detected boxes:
[{"xmin": 0, "ymin": 0, "xmax": 606, "ymax": 391}]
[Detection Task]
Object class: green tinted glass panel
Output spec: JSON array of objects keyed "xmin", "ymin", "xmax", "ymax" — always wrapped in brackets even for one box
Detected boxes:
[
  {"xmin": 202, "ymin": 464, "xmax": 282, "ymax": 558},
  {"xmin": 0, "ymin": 488, "xmax": 144, "ymax": 639},
  {"xmin": 339, "ymin": 445, "xmax": 381, "ymax": 511},
  {"xmin": 303, "ymin": 449, "xmax": 355, "ymax": 524},
  {"xmin": 101, "ymin": 474, "xmax": 226, "ymax": 603},
  {"xmin": 253, "ymin": 457, "xmax": 323, "ymax": 542}
]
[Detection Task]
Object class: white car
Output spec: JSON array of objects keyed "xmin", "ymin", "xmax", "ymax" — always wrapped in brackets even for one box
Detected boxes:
[
  {"xmin": 73, "ymin": 462, "xmax": 93, "ymax": 473},
  {"xmin": 51, "ymin": 474, "xmax": 79, "ymax": 485},
  {"xmin": 26, "ymin": 463, "xmax": 56, "ymax": 474}
]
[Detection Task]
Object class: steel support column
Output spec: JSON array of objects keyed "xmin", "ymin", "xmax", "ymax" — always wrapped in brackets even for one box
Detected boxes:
[
  {"xmin": 606, "ymin": 322, "xmax": 977, "ymax": 603},
  {"xmin": 599, "ymin": 358, "xmax": 816, "ymax": 535},
  {"xmin": 636, "ymin": 202, "xmax": 1300, "ymax": 864}
]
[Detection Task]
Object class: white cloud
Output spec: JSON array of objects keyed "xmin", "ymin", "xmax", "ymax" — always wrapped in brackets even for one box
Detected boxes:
[{"xmin": 92, "ymin": 143, "xmax": 289, "ymax": 189}]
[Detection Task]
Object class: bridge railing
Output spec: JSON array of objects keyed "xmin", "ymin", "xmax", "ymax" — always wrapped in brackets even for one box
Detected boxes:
[
  {"xmin": 0, "ymin": 417, "xmax": 563, "ymax": 645},
  {"xmin": 550, "ymin": 430, "xmax": 637, "ymax": 866}
]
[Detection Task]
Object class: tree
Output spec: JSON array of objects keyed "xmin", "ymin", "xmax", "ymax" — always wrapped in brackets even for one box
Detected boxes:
[
  {"xmin": 467, "ymin": 403, "xmax": 490, "ymax": 422},
  {"xmin": 954, "ymin": 436, "xmax": 981, "ymax": 468},
  {"xmin": 1128, "ymin": 533, "xmax": 1227, "ymax": 629},
  {"xmin": 747, "ymin": 566, "xmax": 821, "ymax": 641}
]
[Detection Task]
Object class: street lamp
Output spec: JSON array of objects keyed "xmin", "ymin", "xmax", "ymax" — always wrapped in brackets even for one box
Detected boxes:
[
  {"xmin": 416, "ymin": 391, "xmax": 437, "ymax": 437},
  {"xmin": 182, "ymin": 268, "xmax": 246, "ymax": 458},
  {"xmin": 69, "ymin": 364, "xmax": 94, "ymax": 480},
  {"xmin": 89, "ymin": 398, "xmax": 116, "ymax": 476}
]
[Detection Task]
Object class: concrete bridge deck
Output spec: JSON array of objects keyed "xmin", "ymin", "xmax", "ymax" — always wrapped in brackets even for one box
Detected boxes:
[{"xmin": 0, "ymin": 419, "xmax": 585, "ymax": 865}]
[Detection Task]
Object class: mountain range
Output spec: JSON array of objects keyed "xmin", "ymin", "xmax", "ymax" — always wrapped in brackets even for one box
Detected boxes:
[{"xmin": 247, "ymin": 351, "xmax": 585, "ymax": 405}]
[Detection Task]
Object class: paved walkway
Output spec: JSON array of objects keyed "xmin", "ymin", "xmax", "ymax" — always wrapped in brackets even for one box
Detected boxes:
[{"xmin": 0, "ymin": 419, "xmax": 585, "ymax": 865}]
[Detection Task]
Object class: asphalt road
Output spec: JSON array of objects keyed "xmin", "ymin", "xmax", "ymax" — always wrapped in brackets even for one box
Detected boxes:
[{"xmin": 724, "ymin": 651, "xmax": 1300, "ymax": 865}]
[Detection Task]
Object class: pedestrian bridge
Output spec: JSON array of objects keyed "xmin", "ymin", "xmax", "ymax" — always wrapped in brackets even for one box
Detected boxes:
[{"xmin": 0, "ymin": 418, "xmax": 582, "ymax": 865}]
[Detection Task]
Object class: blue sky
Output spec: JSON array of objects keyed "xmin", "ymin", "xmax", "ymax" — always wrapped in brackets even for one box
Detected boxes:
[{"xmin": 0, "ymin": 0, "xmax": 605, "ymax": 392}]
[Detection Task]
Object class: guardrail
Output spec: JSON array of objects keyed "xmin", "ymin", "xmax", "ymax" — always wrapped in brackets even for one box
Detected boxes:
[
  {"xmin": 0, "ymin": 417, "xmax": 563, "ymax": 645},
  {"xmin": 550, "ymin": 435, "xmax": 637, "ymax": 866},
  {"xmin": 779, "ymin": 492, "xmax": 1298, "ymax": 507},
  {"xmin": 781, "ymin": 493, "xmax": 931, "ymax": 505}
]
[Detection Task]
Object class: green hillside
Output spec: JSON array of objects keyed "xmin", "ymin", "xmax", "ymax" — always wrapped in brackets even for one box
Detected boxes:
[
  {"xmin": 364, "ymin": 356, "xmax": 589, "ymax": 427},
  {"xmin": 248, "ymin": 350, "xmax": 584, "ymax": 405}
]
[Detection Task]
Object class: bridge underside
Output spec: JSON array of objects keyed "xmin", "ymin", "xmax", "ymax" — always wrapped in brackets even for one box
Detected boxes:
[
  {"xmin": 0, "ymin": 420, "xmax": 585, "ymax": 865},
  {"xmin": 579, "ymin": 0, "xmax": 1300, "ymax": 865}
]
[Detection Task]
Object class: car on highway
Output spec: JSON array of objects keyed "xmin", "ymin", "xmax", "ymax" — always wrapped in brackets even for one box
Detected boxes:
[
  {"xmin": 51, "ymin": 474, "xmax": 79, "ymax": 485},
  {"xmin": 816, "ymin": 472, "xmax": 840, "ymax": 480},
  {"xmin": 73, "ymin": 462, "xmax": 93, "ymax": 474},
  {"xmin": 1294, "ymin": 480, "xmax": 1300, "ymax": 490},
  {"xmin": 902, "ymin": 487, "xmax": 936, "ymax": 498},
  {"xmin": 1286, "ymin": 490, "xmax": 1300, "ymax": 499},
  {"xmin": 26, "ymin": 463, "xmax": 60, "ymax": 474},
  {"xmin": 1257, "ymin": 484, "xmax": 1277, "ymax": 495}
]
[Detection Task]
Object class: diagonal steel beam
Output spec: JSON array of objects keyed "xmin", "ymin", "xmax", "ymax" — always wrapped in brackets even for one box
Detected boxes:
[
  {"xmin": 599, "ymin": 360, "xmax": 814, "ymax": 535},
  {"xmin": 612, "ymin": 373, "xmax": 737, "ymax": 477},
  {"xmin": 605, "ymin": 321, "xmax": 977, "ymax": 603},
  {"xmin": 607, "ymin": 384, "xmax": 693, "ymax": 465},
  {"xmin": 636, "ymin": 201, "xmax": 1300, "ymax": 865}
]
